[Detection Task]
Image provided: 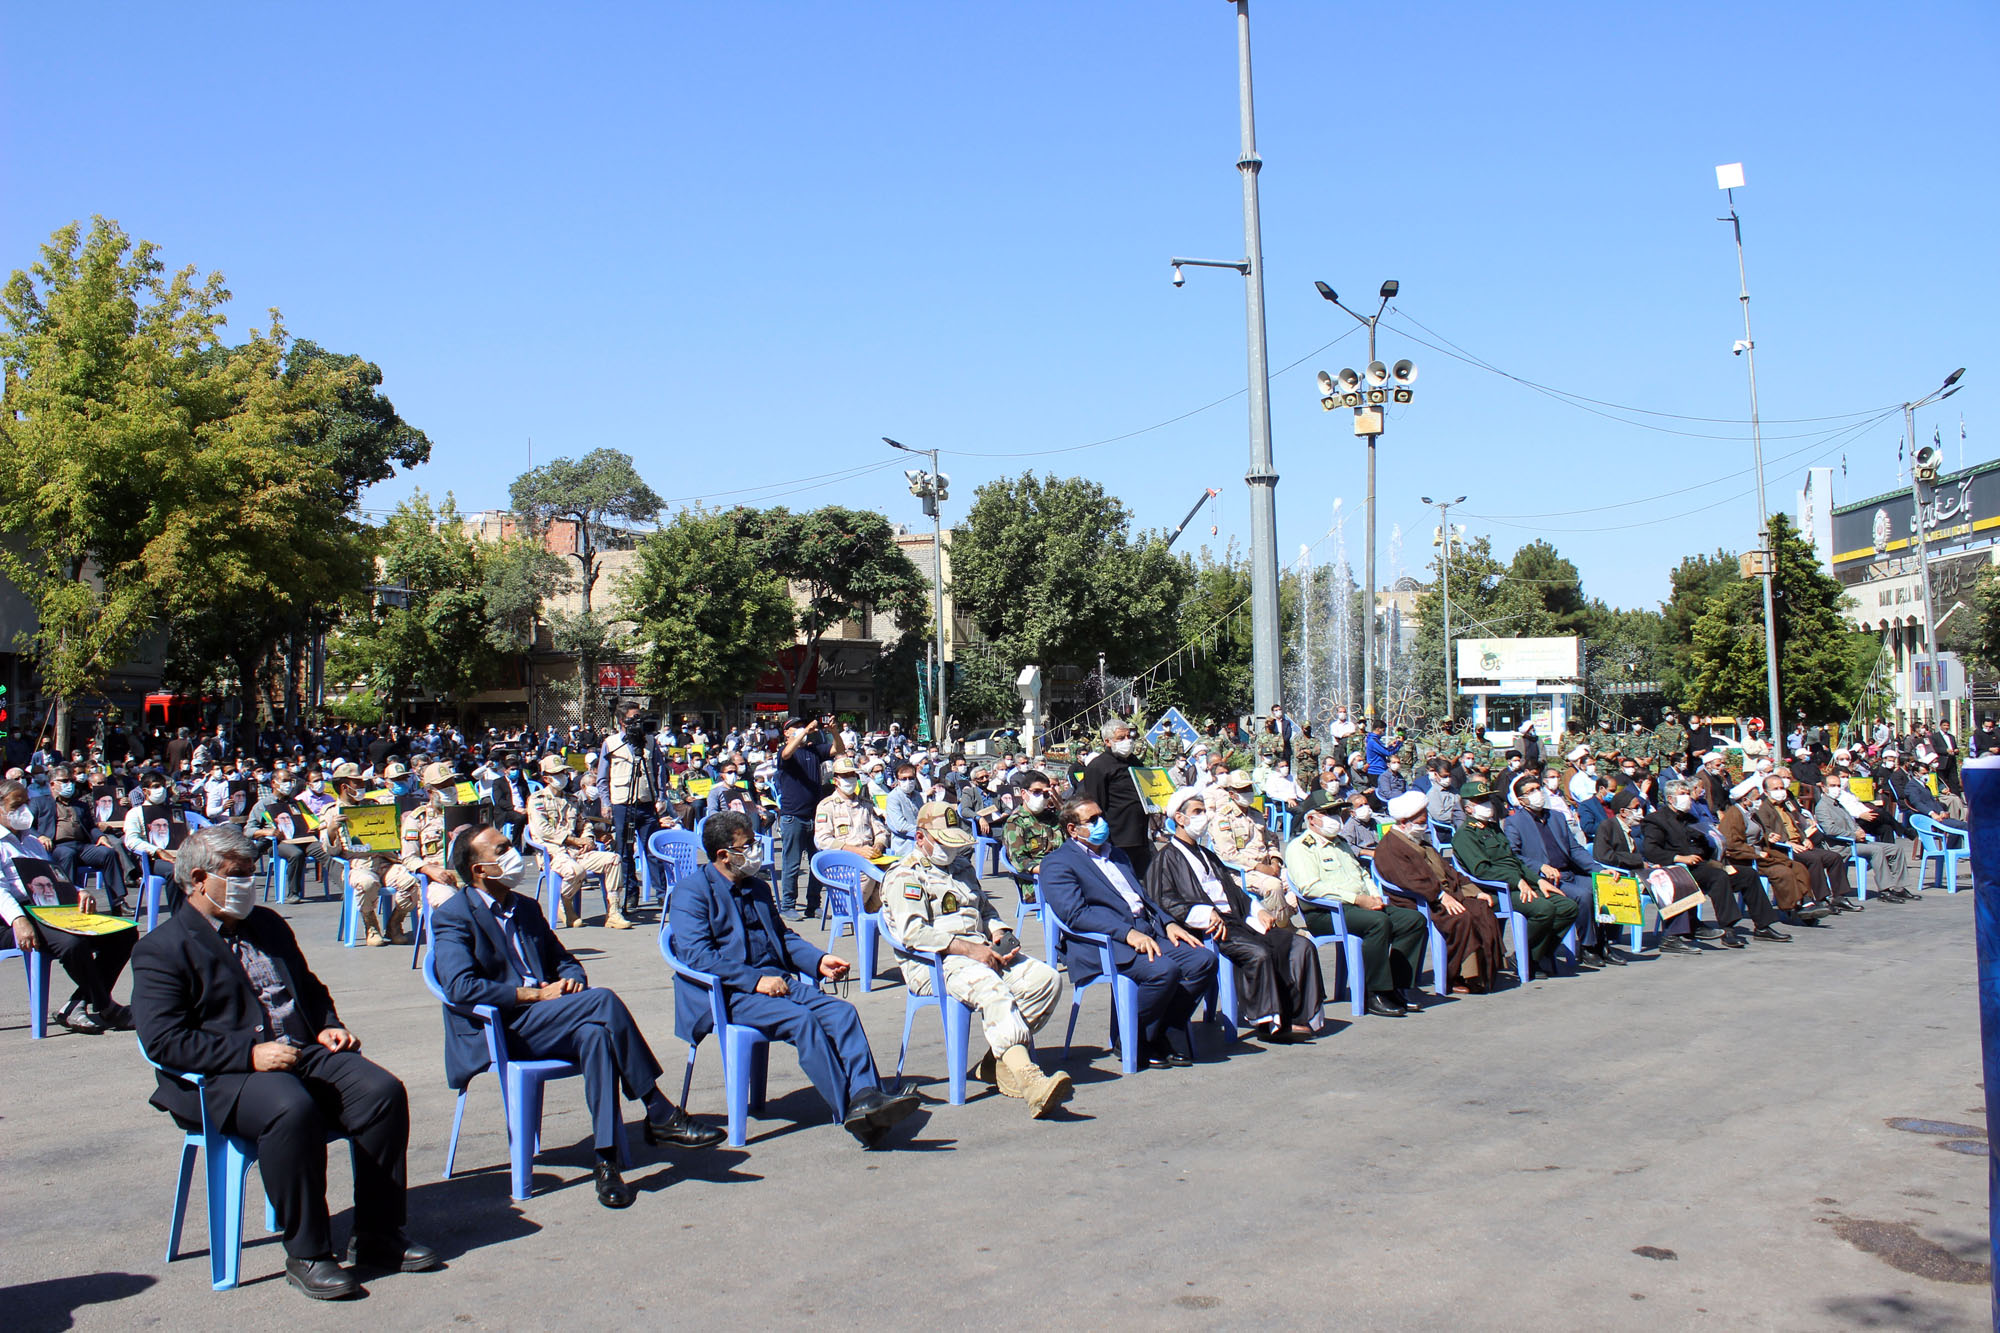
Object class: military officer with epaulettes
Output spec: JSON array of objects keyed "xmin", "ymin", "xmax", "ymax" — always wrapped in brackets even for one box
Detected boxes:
[
  {"xmin": 529, "ymin": 753, "xmax": 629, "ymax": 929},
  {"xmin": 880, "ymin": 803, "xmax": 1071, "ymax": 1118},
  {"xmin": 1209, "ymin": 770, "xmax": 1273, "ymax": 870},
  {"xmin": 387, "ymin": 762, "xmax": 466, "ymax": 940}
]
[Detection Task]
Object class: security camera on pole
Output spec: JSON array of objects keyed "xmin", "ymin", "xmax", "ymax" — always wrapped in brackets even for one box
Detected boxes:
[
  {"xmin": 1903, "ymin": 368, "xmax": 1970, "ymax": 726},
  {"xmin": 1313, "ymin": 278, "xmax": 1414, "ymax": 724},
  {"xmin": 884, "ymin": 437, "xmax": 950, "ymax": 748}
]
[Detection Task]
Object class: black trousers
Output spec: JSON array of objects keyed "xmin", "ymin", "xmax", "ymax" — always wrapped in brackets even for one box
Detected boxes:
[
  {"xmin": 1715, "ymin": 864, "xmax": 1779, "ymax": 927},
  {"xmin": 1307, "ymin": 902, "xmax": 1428, "ymax": 994},
  {"xmin": 1216, "ymin": 924, "xmax": 1325, "ymax": 1028},
  {"xmin": 504, "ymin": 988, "xmax": 663, "ymax": 1150},
  {"xmin": 1120, "ymin": 941, "xmax": 1216, "ymax": 1047},
  {"xmin": 1791, "ymin": 845, "xmax": 1850, "ymax": 900},
  {"xmin": 53, "ymin": 840, "xmax": 132, "ymax": 901},
  {"xmin": 221, "ymin": 1046, "xmax": 409, "ymax": 1259},
  {"xmin": 39, "ymin": 924, "xmax": 136, "ymax": 1013}
]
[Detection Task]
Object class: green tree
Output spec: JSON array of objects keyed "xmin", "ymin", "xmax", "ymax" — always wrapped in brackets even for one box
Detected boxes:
[
  {"xmin": 951, "ymin": 473, "xmax": 1190, "ymax": 677},
  {"xmin": 283, "ymin": 339, "xmax": 432, "ymax": 504},
  {"xmin": 0, "ymin": 217, "xmax": 229, "ymax": 747},
  {"xmin": 1687, "ymin": 513, "xmax": 1853, "ymax": 722},
  {"xmin": 1147, "ymin": 547, "xmax": 1255, "ymax": 723},
  {"xmin": 1406, "ymin": 534, "xmax": 1508, "ymax": 719},
  {"xmin": 1659, "ymin": 549, "xmax": 1739, "ymax": 706},
  {"xmin": 329, "ymin": 493, "xmax": 500, "ymax": 709},
  {"xmin": 947, "ymin": 640, "xmax": 1021, "ymax": 729},
  {"xmin": 617, "ymin": 509, "xmax": 794, "ymax": 712},
  {"xmin": 730, "ymin": 505, "xmax": 931, "ymax": 713},
  {"xmin": 482, "ymin": 538, "xmax": 572, "ymax": 655}
]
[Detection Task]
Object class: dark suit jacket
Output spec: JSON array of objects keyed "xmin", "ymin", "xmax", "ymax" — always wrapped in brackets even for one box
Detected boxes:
[
  {"xmin": 1145, "ymin": 837, "xmax": 1255, "ymax": 927},
  {"xmin": 669, "ymin": 864, "xmax": 825, "ymax": 1043},
  {"xmin": 131, "ymin": 903, "xmax": 341, "ymax": 1127},
  {"xmin": 429, "ymin": 887, "xmax": 587, "ymax": 1090},
  {"xmin": 1037, "ymin": 839, "xmax": 1176, "ymax": 985},
  {"xmin": 1079, "ymin": 751, "xmax": 1148, "ymax": 848}
]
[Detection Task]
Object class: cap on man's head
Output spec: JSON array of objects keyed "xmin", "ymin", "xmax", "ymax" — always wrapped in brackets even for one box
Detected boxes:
[
  {"xmin": 381, "ymin": 761, "xmax": 410, "ymax": 780},
  {"xmin": 331, "ymin": 762, "xmax": 362, "ymax": 780},
  {"xmin": 1222, "ymin": 770, "xmax": 1254, "ymax": 791},
  {"xmin": 1458, "ymin": 779, "xmax": 1493, "ymax": 802},
  {"xmin": 538, "ymin": 754, "xmax": 570, "ymax": 776},
  {"xmin": 422, "ymin": 761, "xmax": 458, "ymax": 788},
  {"xmin": 915, "ymin": 802, "xmax": 974, "ymax": 849},
  {"xmin": 828, "ymin": 756, "xmax": 859, "ymax": 776}
]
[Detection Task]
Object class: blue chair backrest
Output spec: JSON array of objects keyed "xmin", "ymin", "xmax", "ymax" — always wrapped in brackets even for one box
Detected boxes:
[
  {"xmin": 658, "ymin": 918, "xmax": 732, "ymax": 1036},
  {"xmin": 648, "ymin": 829, "xmax": 704, "ymax": 890},
  {"xmin": 811, "ymin": 850, "xmax": 878, "ymax": 909}
]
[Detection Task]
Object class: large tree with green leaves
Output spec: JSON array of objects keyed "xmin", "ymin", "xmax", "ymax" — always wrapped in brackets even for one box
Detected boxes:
[
  {"xmin": 951, "ymin": 473, "xmax": 1190, "ymax": 678},
  {"xmin": 1687, "ymin": 512, "xmax": 1855, "ymax": 722},
  {"xmin": 729, "ymin": 504, "xmax": 931, "ymax": 713},
  {"xmin": 617, "ymin": 509, "xmax": 795, "ymax": 711},
  {"xmin": 1659, "ymin": 549, "xmax": 1739, "ymax": 707}
]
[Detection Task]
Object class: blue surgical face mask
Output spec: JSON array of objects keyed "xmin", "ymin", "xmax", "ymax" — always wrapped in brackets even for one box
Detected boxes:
[{"xmin": 1086, "ymin": 816, "xmax": 1110, "ymax": 845}]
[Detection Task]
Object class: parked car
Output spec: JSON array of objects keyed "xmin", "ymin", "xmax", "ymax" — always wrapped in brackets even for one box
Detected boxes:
[{"xmin": 961, "ymin": 727, "xmax": 1020, "ymax": 758}]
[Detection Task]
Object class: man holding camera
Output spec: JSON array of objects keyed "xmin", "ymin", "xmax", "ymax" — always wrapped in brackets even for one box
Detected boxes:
[
  {"xmin": 598, "ymin": 702, "xmax": 661, "ymax": 916},
  {"xmin": 776, "ymin": 712, "xmax": 844, "ymax": 921}
]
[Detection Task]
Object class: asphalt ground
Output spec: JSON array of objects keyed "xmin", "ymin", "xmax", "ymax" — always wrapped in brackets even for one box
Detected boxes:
[{"xmin": 2, "ymin": 860, "xmax": 1990, "ymax": 1331}]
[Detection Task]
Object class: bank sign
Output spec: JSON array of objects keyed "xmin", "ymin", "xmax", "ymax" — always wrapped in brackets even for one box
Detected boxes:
[{"xmin": 1832, "ymin": 459, "xmax": 2000, "ymax": 573}]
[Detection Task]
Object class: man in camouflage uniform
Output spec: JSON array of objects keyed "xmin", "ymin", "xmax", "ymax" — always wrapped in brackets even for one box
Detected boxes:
[
  {"xmin": 383, "ymin": 762, "xmax": 463, "ymax": 944},
  {"xmin": 1000, "ymin": 769, "xmax": 1064, "ymax": 902},
  {"xmin": 1209, "ymin": 770, "xmax": 1273, "ymax": 870},
  {"xmin": 530, "ymin": 753, "xmax": 628, "ymax": 929},
  {"xmin": 324, "ymin": 761, "xmax": 401, "ymax": 947},
  {"xmin": 1653, "ymin": 713, "xmax": 1687, "ymax": 774},
  {"xmin": 881, "ymin": 803, "xmax": 1070, "ymax": 1117}
]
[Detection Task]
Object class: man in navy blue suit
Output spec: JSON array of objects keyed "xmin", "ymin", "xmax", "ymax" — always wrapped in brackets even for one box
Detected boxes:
[
  {"xmin": 431, "ymin": 824, "xmax": 725, "ymax": 1210},
  {"xmin": 670, "ymin": 811, "xmax": 919, "ymax": 1147},
  {"xmin": 1038, "ymin": 796, "xmax": 1215, "ymax": 1068}
]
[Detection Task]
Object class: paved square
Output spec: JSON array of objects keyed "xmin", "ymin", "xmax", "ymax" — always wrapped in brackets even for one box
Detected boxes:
[{"xmin": 3, "ymin": 871, "xmax": 1989, "ymax": 1330}]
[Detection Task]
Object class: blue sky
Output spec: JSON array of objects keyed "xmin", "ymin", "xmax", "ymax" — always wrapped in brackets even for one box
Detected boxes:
[{"xmin": 3, "ymin": 1, "xmax": 1993, "ymax": 609}]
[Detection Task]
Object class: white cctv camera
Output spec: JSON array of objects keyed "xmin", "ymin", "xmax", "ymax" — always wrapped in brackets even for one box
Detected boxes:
[
  {"xmin": 1732, "ymin": 339, "xmax": 1750, "ymax": 356},
  {"xmin": 1171, "ymin": 264, "xmax": 1185, "ymax": 288}
]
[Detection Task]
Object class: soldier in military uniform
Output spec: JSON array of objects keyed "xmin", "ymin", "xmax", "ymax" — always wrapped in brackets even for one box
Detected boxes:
[
  {"xmin": 814, "ymin": 756, "xmax": 889, "ymax": 873},
  {"xmin": 1653, "ymin": 713, "xmax": 1688, "ymax": 773},
  {"xmin": 530, "ymin": 753, "xmax": 629, "ymax": 929},
  {"xmin": 881, "ymin": 803, "xmax": 1071, "ymax": 1117},
  {"xmin": 324, "ymin": 761, "xmax": 400, "ymax": 947},
  {"xmin": 1209, "ymin": 770, "xmax": 1274, "ymax": 871},
  {"xmin": 387, "ymin": 762, "xmax": 467, "ymax": 941},
  {"xmin": 999, "ymin": 769, "xmax": 1064, "ymax": 902}
]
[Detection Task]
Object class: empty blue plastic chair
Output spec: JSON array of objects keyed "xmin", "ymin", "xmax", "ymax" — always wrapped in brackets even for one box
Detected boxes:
[
  {"xmin": 877, "ymin": 909, "xmax": 973, "ymax": 1105},
  {"xmin": 420, "ymin": 934, "xmax": 627, "ymax": 1200},
  {"xmin": 658, "ymin": 918, "xmax": 812, "ymax": 1146},
  {"xmin": 810, "ymin": 850, "xmax": 883, "ymax": 991},
  {"xmin": 3, "ymin": 942, "xmax": 53, "ymax": 1039},
  {"xmin": 1909, "ymin": 813, "xmax": 1967, "ymax": 893},
  {"xmin": 647, "ymin": 828, "xmax": 704, "ymax": 905}
]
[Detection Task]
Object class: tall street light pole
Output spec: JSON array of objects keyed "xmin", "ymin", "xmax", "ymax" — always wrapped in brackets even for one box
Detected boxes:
[
  {"xmin": 885, "ymin": 438, "xmax": 950, "ymax": 747},
  {"xmin": 1425, "ymin": 494, "xmax": 1466, "ymax": 719},
  {"xmin": 1169, "ymin": 0, "xmax": 1282, "ymax": 719},
  {"xmin": 1903, "ymin": 368, "xmax": 1970, "ymax": 727},
  {"xmin": 1716, "ymin": 163, "xmax": 1781, "ymax": 742},
  {"xmin": 1314, "ymin": 279, "xmax": 1408, "ymax": 723}
]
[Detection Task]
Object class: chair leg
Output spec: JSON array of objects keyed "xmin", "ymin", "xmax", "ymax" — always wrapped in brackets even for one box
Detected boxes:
[
  {"xmin": 1427, "ymin": 922, "xmax": 1448, "ymax": 994},
  {"xmin": 679, "ymin": 1047, "xmax": 698, "ymax": 1110},
  {"xmin": 942, "ymin": 995, "xmax": 970, "ymax": 1106},
  {"xmin": 896, "ymin": 998, "xmax": 921, "ymax": 1082},
  {"xmin": 1343, "ymin": 936, "xmax": 1366, "ymax": 1017},
  {"xmin": 1510, "ymin": 912, "xmax": 1530, "ymax": 985},
  {"xmin": 1111, "ymin": 976, "xmax": 1140, "ymax": 1075},
  {"xmin": 1061, "ymin": 995, "xmax": 1083, "ymax": 1061},
  {"xmin": 508, "ymin": 1070, "xmax": 546, "ymax": 1202},
  {"xmin": 859, "ymin": 915, "xmax": 880, "ymax": 992},
  {"xmin": 443, "ymin": 1090, "xmax": 468, "ymax": 1180},
  {"xmin": 166, "ymin": 1137, "xmax": 199, "ymax": 1263},
  {"xmin": 721, "ymin": 1027, "xmax": 755, "ymax": 1148},
  {"xmin": 208, "ymin": 1136, "xmax": 251, "ymax": 1291},
  {"xmin": 26, "ymin": 949, "xmax": 49, "ymax": 1040}
]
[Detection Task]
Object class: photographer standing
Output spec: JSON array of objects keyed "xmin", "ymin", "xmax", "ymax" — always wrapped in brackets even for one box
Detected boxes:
[
  {"xmin": 776, "ymin": 713, "xmax": 844, "ymax": 921},
  {"xmin": 599, "ymin": 703, "xmax": 662, "ymax": 916}
]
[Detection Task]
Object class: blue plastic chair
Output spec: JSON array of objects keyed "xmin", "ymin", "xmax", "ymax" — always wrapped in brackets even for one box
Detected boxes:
[
  {"xmin": 331, "ymin": 856, "xmax": 396, "ymax": 947},
  {"xmin": 810, "ymin": 851, "xmax": 883, "ymax": 991},
  {"xmin": 647, "ymin": 829, "xmax": 705, "ymax": 905},
  {"xmin": 1461, "ymin": 870, "xmax": 1576, "ymax": 983},
  {"xmin": 658, "ymin": 919, "xmax": 811, "ymax": 1147},
  {"xmin": 138, "ymin": 1037, "xmax": 338, "ymax": 1291},
  {"xmin": 995, "ymin": 845, "xmax": 1053, "ymax": 961},
  {"xmin": 877, "ymin": 909, "xmax": 973, "ymax": 1106},
  {"xmin": 1289, "ymin": 885, "xmax": 1368, "ymax": 1018},
  {"xmin": 1368, "ymin": 860, "xmax": 1449, "ymax": 995},
  {"xmin": 1204, "ymin": 937, "xmax": 1242, "ymax": 1033},
  {"xmin": 420, "ymin": 932, "xmax": 626, "ymax": 1200},
  {"xmin": 1909, "ymin": 813, "xmax": 1967, "ymax": 893},
  {"xmin": 972, "ymin": 833, "xmax": 1001, "ymax": 879},
  {"xmin": 3, "ymin": 943, "xmax": 53, "ymax": 1039},
  {"xmin": 135, "ymin": 851, "xmax": 170, "ymax": 932},
  {"xmin": 1049, "ymin": 907, "xmax": 1203, "ymax": 1075},
  {"xmin": 1821, "ymin": 834, "xmax": 1868, "ymax": 902}
]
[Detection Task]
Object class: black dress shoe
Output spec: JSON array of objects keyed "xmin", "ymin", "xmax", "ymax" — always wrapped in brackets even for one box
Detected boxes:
[
  {"xmin": 865, "ymin": 1089, "xmax": 922, "ymax": 1133},
  {"xmin": 1397, "ymin": 988, "xmax": 1426, "ymax": 1010},
  {"xmin": 1657, "ymin": 936, "xmax": 1699, "ymax": 955},
  {"xmin": 644, "ymin": 1110, "xmax": 726, "ymax": 1149},
  {"xmin": 1836, "ymin": 896, "xmax": 1862, "ymax": 912},
  {"xmin": 843, "ymin": 1089, "xmax": 892, "ymax": 1147},
  {"xmin": 593, "ymin": 1157, "xmax": 634, "ymax": 1208},
  {"xmin": 1160, "ymin": 1045, "xmax": 1194, "ymax": 1068},
  {"xmin": 1692, "ymin": 925, "xmax": 1725, "ymax": 941},
  {"xmin": 1595, "ymin": 947, "xmax": 1628, "ymax": 967},
  {"xmin": 285, "ymin": 1255, "xmax": 360, "ymax": 1300},
  {"xmin": 1365, "ymin": 994, "xmax": 1407, "ymax": 1017},
  {"xmin": 347, "ymin": 1233, "xmax": 442, "ymax": 1272},
  {"xmin": 1752, "ymin": 924, "xmax": 1792, "ymax": 942},
  {"xmin": 1714, "ymin": 928, "xmax": 1746, "ymax": 948},
  {"xmin": 100, "ymin": 1002, "xmax": 135, "ymax": 1030}
]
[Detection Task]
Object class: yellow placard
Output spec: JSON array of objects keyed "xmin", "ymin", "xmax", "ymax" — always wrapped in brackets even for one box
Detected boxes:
[
  {"xmin": 668, "ymin": 747, "xmax": 687, "ymax": 763},
  {"xmin": 1928, "ymin": 774, "xmax": 1940, "ymax": 796},
  {"xmin": 872, "ymin": 792, "xmax": 888, "ymax": 812},
  {"xmin": 1132, "ymin": 767, "xmax": 1177, "ymax": 814},
  {"xmin": 1849, "ymin": 776, "xmax": 1875, "ymax": 802},
  {"xmin": 454, "ymin": 781, "xmax": 480, "ymax": 804},
  {"xmin": 342, "ymin": 803, "xmax": 401, "ymax": 854},
  {"xmin": 25, "ymin": 905, "xmax": 137, "ymax": 936},
  {"xmin": 1594, "ymin": 871, "xmax": 1643, "ymax": 926},
  {"xmin": 686, "ymin": 777, "xmax": 714, "ymax": 800},
  {"xmin": 567, "ymin": 751, "xmax": 588, "ymax": 772},
  {"xmin": 362, "ymin": 788, "xmax": 394, "ymax": 803}
]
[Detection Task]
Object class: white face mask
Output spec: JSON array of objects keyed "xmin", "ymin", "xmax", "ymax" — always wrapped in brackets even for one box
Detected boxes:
[
  {"xmin": 479, "ymin": 846, "xmax": 527, "ymax": 889},
  {"xmin": 1465, "ymin": 803, "xmax": 1494, "ymax": 822},
  {"xmin": 1110, "ymin": 737, "xmax": 1136, "ymax": 758},
  {"xmin": 729, "ymin": 841, "xmax": 764, "ymax": 878},
  {"xmin": 835, "ymin": 777, "xmax": 857, "ymax": 795},
  {"xmin": 1178, "ymin": 810, "xmax": 1211, "ymax": 839},
  {"xmin": 924, "ymin": 840, "xmax": 957, "ymax": 869},
  {"xmin": 1024, "ymin": 792, "xmax": 1048, "ymax": 814},
  {"xmin": 1522, "ymin": 789, "xmax": 1547, "ymax": 812},
  {"xmin": 6, "ymin": 806, "xmax": 32, "ymax": 831},
  {"xmin": 1672, "ymin": 794, "xmax": 1693, "ymax": 812},
  {"xmin": 210, "ymin": 872, "xmax": 259, "ymax": 921}
]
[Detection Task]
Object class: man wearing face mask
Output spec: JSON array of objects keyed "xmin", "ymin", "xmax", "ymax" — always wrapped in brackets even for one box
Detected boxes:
[
  {"xmin": 433, "ymin": 824, "xmax": 722, "ymax": 1210},
  {"xmin": 1502, "ymin": 773, "xmax": 1619, "ymax": 966},
  {"xmin": 814, "ymin": 756, "xmax": 889, "ymax": 878},
  {"xmin": 1639, "ymin": 779, "xmax": 1777, "ymax": 946},
  {"xmin": 131, "ymin": 823, "xmax": 437, "ymax": 1299},
  {"xmin": 1209, "ymin": 770, "xmax": 1274, "ymax": 872},
  {"xmin": 1286, "ymin": 787, "xmax": 1422, "ymax": 1009},
  {"xmin": 250, "ymin": 770, "xmax": 324, "ymax": 905},
  {"xmin": 529, "ymin": 755, "xmax": 629, "ymax": 929},
  {"xmin": 43, "ymin": 763, "xmax": 132, "ymax": 912},
  {"xmin": 883, "ymin": 761, "xmax": 925, "ymax": 858},
  {"xmin": 1080, "ymin": 717, "xmax": 1155, "ymax": 878},
  {"xmin": 1452, "ymin": 781, "xmax": 1581, "ymax": 977},
  {"xmin": 883, "ymin": 803, "xmax": 1072, "ymax": 1115},
  {"xmin": 479, "ymin": 750, "xmax": 531, "ymax": 846},
  {"xmin": 1000, "ymin": 770, "xmax": 1064, "ymax": 902},
  {"xmin": 674, "ymin": 811, "xmax": 920, "ymax": 1146},
  {"xmin": 1593, "ymin": 787, "xmax": 1699, "ymax": 955},
  {"xmin": 1758, "ymin": 775, "xmax": 1856, "ymax": 913},
  {"xmin": 1813, "ymin": 770, "xmax": 1917, "ymax": 902},
  {"xmin": 1038, "ymin": 797, "xmax": 1216, "ymax": 1068}
]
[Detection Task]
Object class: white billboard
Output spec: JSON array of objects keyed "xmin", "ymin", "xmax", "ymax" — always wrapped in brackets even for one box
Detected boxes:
[{"xmin": 1455, "ymin": 636, "xmax": 1583, "ymax": 689}]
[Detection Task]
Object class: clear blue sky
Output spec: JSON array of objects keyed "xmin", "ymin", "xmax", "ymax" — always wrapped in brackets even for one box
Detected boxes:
[{"xmin": 4, "ymin": 1, "xmax": 1993, "ymax": 609}]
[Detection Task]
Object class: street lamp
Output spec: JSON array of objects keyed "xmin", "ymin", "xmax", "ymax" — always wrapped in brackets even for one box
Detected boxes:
[
  {"xmin": 1166, "ymin": 0, "xmax": 1283, "ymax": 721},
  {"xmin": 1423, "ymin": 495, "xmax": 1466, "ymax": 719},
  {"xmin": 884, "ymin": 437, "xmax": 951, "ymax": 748},
  {"xmin": 1315, "ymin": 278, "xmax": 1413, "ymax": 724},
  {"xmin": 1903, "ymin": 368, "xmax": 1971, "ymax": 729}
]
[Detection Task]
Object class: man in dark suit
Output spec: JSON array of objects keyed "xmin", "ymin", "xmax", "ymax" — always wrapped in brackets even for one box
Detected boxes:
[
  {"xmin": 1038, "ymin": 796, "xmax": 1216, "ymax": 1068},
  {"xmin": 431, "ymin": 825, "xmax": 724, "ymax": 1210},
  {"xmin": 1080, "ymin": 718, "xmax": 1153, "ymax": 878},
  {"xmin": 130, "ymin": 823, "xmax": 437, "ymax": 1301},
  {"xmin": 671, "ymin": 812, "xmax": 919, "ymax": 1147}
]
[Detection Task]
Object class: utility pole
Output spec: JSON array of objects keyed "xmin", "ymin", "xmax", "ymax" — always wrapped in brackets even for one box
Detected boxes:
[
  {"xmin": 1425, "ymin": 495, "xmax": 1466, "ymax": 719},
  {"xmin": 885, "ymin": 438, "xmax": 950, "ymax": 747},
  {"xmin": 1716, "ymin": 163, "xmax": 1781, "ymax": 743},
  {"xmin": 1904, "ymin": 369, "xmax": 1970, "ymax": 727},
  {"xmin": 1168, "ymin": 0, "xmax": 1282, "ymax": 718},
  {"xmin": 1299, "ymin": 543, "xmax": 1313, "ymax": 726},
  {"xmin": 1314, "ymin": 282, "xmax": 1414, "ymax": 724}
]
